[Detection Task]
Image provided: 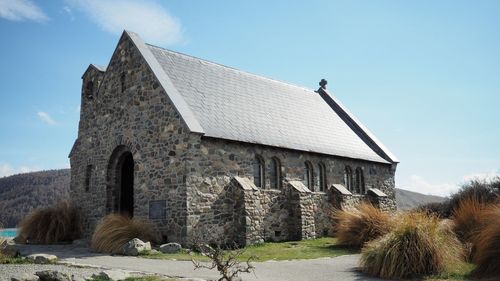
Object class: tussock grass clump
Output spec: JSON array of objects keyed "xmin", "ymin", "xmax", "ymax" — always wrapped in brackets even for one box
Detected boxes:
[
  {"xmin": 16, "ymin": 201, "xmax": 81, "ymax": 244},
  {"xmin": 91, "ymin": 214, "xmax": 159, "ymax": 254},
  {"xmin": 333, "ymin": 202, "xmax": 392, "ymax": 248},
  {"xmin": 452, "ymin": 197, "xmax": 488, "ymax": 244},
  {"xmin": 471, "ymin": 204, "xmax": 500, "ymax": 279},
  {"xmin": 360, "ymin": 212, "xmax": 463, "ymax": 279}
]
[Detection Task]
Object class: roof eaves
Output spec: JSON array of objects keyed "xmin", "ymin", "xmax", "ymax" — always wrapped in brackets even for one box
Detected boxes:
[
  {"xmin": 124, "ymin": 30, "xmax": 205, "ymax": 135},
  {"xmin": 318, "ymin": 88, "xmax": 399, "ymax": 163},
  {"xmin": 91, "ymin": 64, "xmax": 107, "ymax": 72},
  {"xmin": 81, "ymin": 64, "xmax": 107, "ymax": 79}
]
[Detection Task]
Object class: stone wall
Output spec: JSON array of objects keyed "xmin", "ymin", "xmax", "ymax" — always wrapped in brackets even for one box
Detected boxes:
[
  {"xmin": 70, "ymin": 33, "xmax": 192, "ymax": 242},
  {"xmin": 184, "ymin": 137, "xmax": 396, "ymax": 244},
  {"xmin": 311, "ymin": 192, "xmax": 333, "ymax": 236}
]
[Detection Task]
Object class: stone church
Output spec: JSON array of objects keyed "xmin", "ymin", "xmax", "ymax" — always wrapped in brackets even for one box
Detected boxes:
[{"xmin": 70, "ymin": 31, "xmax": 398, "ymax": 245}]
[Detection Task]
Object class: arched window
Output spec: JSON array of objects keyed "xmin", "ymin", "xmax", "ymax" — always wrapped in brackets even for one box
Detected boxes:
[
  {"xmin": 305, "ymin": 161, "xmax": 314, "ymax": 191},
  {"xmin": 253, "ymin": 155, "xmax": 265, "ymax": 188},
  {"xmin": 85, "ymin": 81, "xmax": 94, "ymax": 100},
  {"xmin": 318, "ymin": 162, "xmax": 327, "ymax": 192},
  {"xmin": 269, "ymin": 157, "xmax": 281, "ymax": 189},
  {"xmin": 344, "ymin": 166, "xmax": 353, "ymax": 192},
  {"xmin": 356, "ymin": 167, "xmax": 365, "ymax": 194}
]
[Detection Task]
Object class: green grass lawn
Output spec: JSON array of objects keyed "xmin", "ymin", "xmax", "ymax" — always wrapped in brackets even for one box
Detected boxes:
[
  {"xmin": 424, "ymin": 261, "xmax": 475, "ymax": 281},
  {"xmin": 141, "ymin": 237, "xmax": 357, "ymax": 262},
  {"xmin": 0, "ymin": 253, "xmax": 33, "ymax": 264}
]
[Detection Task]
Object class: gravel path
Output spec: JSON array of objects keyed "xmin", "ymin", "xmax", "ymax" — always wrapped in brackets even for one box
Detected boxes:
[
  {"xmin": 0, "ymin": 264, "xmax": 103, "ymax": 281},
  {"xmin": 11, "ymin": 244, "xmax": 386, "ymax": 281}
]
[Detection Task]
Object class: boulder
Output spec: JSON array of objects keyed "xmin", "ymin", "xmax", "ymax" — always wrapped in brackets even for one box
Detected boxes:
[
  {"xmin": 122, "ymin": 238, "xmax": 150, "ymax": 256},
  {"xmin": 92, "ymin": 270, "xmax": 130, "ymax": 281},
  {"xmin": 35, "ymin": 271, "xmax": 71, "ymax": 281},
  {"xmin": 1, "ymin": 238, "xmax": 19, "ymax": 257},
  {"xmin": 159, "ymin": 242, "xmax": 182, "ymax": 254},
  {"xmin": 27, "ymin": 254, "xmax": 58, "ymax": 264},
  {"xmin": 10, "ymin": 274, "xmax": 40, "ymax": 281}
]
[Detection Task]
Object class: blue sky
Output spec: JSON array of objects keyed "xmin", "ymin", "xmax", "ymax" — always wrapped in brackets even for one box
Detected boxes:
[{"xmin": 0, "ymin": 0, "xmax": 499, "ymax": 196}]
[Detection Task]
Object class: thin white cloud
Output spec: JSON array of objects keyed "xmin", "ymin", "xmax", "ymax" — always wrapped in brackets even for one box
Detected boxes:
[
  {"xmin": 400, "ymin": 169, "xmax": 500, "ymax": 197},
  {"xmin": 62, "ymin": 5, "xmax": 74, "ymax": 21},
  {"xmin": 462, "ymin": 169, "xmax": 500, "ymax": 182},
  {"xmin": 0, "ymin": 0, "xmax": 49, "ymax": 22},
  {"xmin": 401, "ymin": 175, "xmax": 459, "ymax": 197},
  {"xmin": 69, "ymin": 0, "xmax": 183, "ymax": 46},
  {"xmin": 37, "ymin": 111, "xmax": 56, "ymax": 125},
  {"xmin": 0, "ymin": 163, "xmax": 39, "ymax": 178}
]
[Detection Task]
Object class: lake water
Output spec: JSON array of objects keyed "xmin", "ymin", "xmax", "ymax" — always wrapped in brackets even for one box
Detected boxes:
[{"xmin": 0, "ymin": 228, "xmax": 18, "ymax": 238}]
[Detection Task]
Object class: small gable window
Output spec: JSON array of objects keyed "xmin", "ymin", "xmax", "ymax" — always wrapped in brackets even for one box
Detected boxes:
[
  {"xmin": 344, "ymin": 166, "xmax": 353, "ymax": 192},
  {"xmin": 318, "ymin": 162, "xmax": 327, "ymax": 192},
  {"xmin": 305, "ymin": 161, "xmax": 314, "ymax": 191},
  {"xmin": 253, "ymin": 155, "xmax": 265, "ymax": 188},
  {"xmin": 356, "ymin": 167, "xmax": 365, "ymax": 194},
  {"xmin": 269, "ymin": 157, "xmax": 281, "ymax": 189},
  {"xmin": 85, "ymin": 81, "xmax": 94, "ymax": 100}
]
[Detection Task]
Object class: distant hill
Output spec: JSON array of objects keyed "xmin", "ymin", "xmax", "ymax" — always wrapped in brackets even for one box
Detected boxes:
[
  {"xmin": 0, "ymin": 169, "xmax": 445, "ymax": 227},
  {"xmin": 396, "ymin": 188, "xmax": 446, "ymax": 210},
  {"xmin": 0, "ymin": 169, "xmax": 70, "ymax": 228}
]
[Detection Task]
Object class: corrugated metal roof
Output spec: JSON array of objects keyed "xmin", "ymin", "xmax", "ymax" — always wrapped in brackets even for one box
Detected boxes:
[{"xmin": 146, "ymin": 44, "xmax": 390, "ymax": 163}]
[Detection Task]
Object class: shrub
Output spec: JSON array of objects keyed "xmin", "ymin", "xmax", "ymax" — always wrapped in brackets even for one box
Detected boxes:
[
  {"xmin": 416, "ymin": 177, "xmax": 500, "ymax": 218},
  {"xmin": 332, "ymin": 202, "xmax": 392, "ymax": 248},
  {"xmin": 449, "ymin": 178, "xmax": 499, "ymax": 214},
  {"xmin": 360, "ymin": 212, "xmax": 463, "ymax": 279},
  {"xmin": 16, "ymin": 201, "xmax": 81, "ymax": 244},
  {"xmin": 471, "ymin": 204, "xmax": 500, "ymax": 279},
  {"xmin": 417, "ymin": 201, "xmax": 450, "ymax": 218},
  {"xmin": 91, "ymin": 214, "xmax": 160, "ymax": 254}
]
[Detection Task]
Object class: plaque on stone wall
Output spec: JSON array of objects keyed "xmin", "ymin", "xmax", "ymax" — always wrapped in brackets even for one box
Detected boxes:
[{"xmin": 149, "ymin": 200, "xmax": 166, "ymax": 220}]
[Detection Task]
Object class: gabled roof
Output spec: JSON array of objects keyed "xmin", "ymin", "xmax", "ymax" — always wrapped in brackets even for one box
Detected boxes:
[
  {"xmin": 81, "ymin": 64, "xmax": 107, "ymax": 79},
  {"xmin": 125, "ymin": 31, "xmax": 397, "ymax": 164}
]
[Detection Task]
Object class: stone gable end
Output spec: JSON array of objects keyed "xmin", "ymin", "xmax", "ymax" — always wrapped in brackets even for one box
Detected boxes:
[{"xmin": 70, "ymin": 33, "xmax": 193, "ymax": 242}]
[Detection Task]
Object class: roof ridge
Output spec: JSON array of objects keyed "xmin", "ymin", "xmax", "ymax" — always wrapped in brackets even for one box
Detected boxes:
[{"xmin": 146, "ymin": 43, "xmax": 316, "ymax": 94}]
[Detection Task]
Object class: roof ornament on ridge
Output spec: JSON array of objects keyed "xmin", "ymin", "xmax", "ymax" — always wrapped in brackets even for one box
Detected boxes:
[{"xmin": 319, "ymin": 79, "xmax": 328, "ymax": 90}]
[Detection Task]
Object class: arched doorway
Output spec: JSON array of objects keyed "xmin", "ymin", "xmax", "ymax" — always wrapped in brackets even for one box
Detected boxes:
[{"xmin": 107, "ymin": 146, "xmax": 135, "ymax": 217}]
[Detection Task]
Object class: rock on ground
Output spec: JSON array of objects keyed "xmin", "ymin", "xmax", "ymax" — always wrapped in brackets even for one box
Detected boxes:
[
  {"xmin": 1, "ymin": 239, "xmax": 19, "ymax": 257},
  {"xmin": 159, "ymin": 242, "xmax": 182, "ymax": 254},
  {"xmin": 35, "ymin": 271, "xmax": 71, "ymax": 281},
  {"xmin": 26, "ymin": 254, "xmax": 58, "ymax": 264},
  {"xmin": 92, "ymin": 270, "xmax": 130, "ymax": 281},
  {"xmin": 122, "ymin": 238, "xmax": 151, "ymax": 256},
  {"xmin": 0, "ymin": 264, "xmax": 102, "ymax": 281}
]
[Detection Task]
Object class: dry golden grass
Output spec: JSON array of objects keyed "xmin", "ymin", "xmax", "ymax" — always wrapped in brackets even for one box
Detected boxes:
[
  {"xmin": 91, "ymin": 214, "xmax": 160, "ymax": 254},
  {"xmin": 332, "ymin": 202, "xmax": 392, "ymax": 248},
  {"xmin": 360, "ymin": 212, "xmax": 464, "ymax": 279},
  {"xmin": 452, "ymin": 197, "xmax": 489, "ymax": 244},
  {"xmin": 16, "ymin": 201, "xmax": 81, "ymax": 244},
  {"xmin": 471, "ymin": 204, "xmax": 500, "ymax": 279}
]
